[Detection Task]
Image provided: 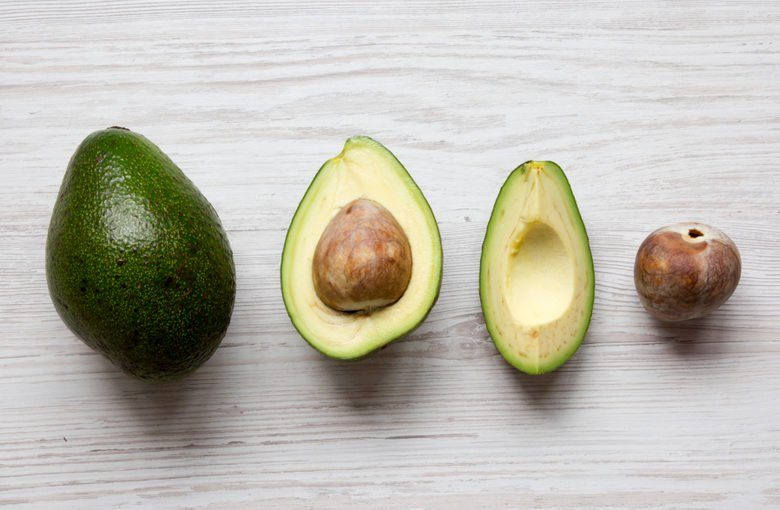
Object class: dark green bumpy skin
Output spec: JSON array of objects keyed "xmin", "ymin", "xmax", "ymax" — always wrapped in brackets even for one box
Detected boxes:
[{"xmin": 46, "ymin": 128, "xmax": 236, "ymax": 381}]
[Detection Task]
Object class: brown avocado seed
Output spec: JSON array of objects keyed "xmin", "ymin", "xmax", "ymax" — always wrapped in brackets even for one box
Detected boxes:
[
  {"xmin": 312, "ymin": 198, "xmax": 413, "ymax": 312},
  {"xmin": 634, "ymin": 222, "xmax": 741, "ymax": 322}
]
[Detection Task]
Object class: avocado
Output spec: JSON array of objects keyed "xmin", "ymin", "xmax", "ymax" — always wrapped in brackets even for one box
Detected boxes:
[
  {"xmin": 281, "ymin": 136, "xmax": 442, "ymax": 359},
  {"xmin": 480, "ymin": 161, "xmax": 594, "ymax": 374},
  {"xmin": 46, "ymin": 127, "xmax": 236, "ymax": 381}
]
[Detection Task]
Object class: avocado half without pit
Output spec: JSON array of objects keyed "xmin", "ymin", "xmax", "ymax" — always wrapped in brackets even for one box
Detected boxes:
[
  {"xmin": 480, "ymin": 161, "xmax": 594, "ymax": 374},
  {"xmin": 281, "ymin": 136, "xmax": 443, "ymax": 359}
]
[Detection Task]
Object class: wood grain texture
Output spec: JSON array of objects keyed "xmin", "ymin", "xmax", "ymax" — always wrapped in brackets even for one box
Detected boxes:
[{"xmin": 1, "ymin": 1, "xmax": 779, "ymax": 508}]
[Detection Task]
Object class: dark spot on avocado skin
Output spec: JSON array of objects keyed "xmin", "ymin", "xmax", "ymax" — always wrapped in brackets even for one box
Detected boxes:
[
  {"xmin": 54, "ymin": 295, "xmax": 69, "ymax": 311},
  {"xmin": 44, "ymin": 127, "xmax": 236, "ymax": 381}
]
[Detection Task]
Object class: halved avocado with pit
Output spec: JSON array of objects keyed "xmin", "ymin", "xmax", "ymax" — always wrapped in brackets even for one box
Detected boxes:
[
  {"xmin": 480, "ymin": 161, "xmax": 594, "ymax": 374},
  {"xmin": 281, "ymin": 136, "xmax": 442, "ymax": 359}
]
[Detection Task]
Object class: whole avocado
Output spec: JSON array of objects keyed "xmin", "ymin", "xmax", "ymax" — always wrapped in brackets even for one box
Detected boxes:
[{"xmin": 46, "ymin": 127, "xmax": 236, "ymax": 381}]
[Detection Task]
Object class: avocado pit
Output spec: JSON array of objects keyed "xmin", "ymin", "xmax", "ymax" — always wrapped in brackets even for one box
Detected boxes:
[
  {"xmin": 634, "ymin": 222, "xmax": 741, "ymax": 321},
  {"xmin": 312, "ymin": 198, "xmax": 412, "ymax": 312}
]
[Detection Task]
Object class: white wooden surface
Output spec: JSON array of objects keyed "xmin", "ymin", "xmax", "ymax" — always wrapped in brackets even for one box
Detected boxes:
[{"xmin": 2, "ymin": 1, "xmax": 780, "ymax": 508}]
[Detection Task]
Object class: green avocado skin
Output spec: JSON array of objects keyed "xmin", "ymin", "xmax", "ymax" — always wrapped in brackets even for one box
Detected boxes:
[{"xmin": 46, "ymin": 128, "xmax": 236, "ymax": 381}]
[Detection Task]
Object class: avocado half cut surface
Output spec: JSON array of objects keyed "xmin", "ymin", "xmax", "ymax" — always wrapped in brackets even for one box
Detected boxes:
[
  {"xmin": 480, "ymin": 161, "xmax": 594, "ymax": 374},
  {"xmin": 281, "ymin": 136, "xmax": 442, "ymax": 359}
]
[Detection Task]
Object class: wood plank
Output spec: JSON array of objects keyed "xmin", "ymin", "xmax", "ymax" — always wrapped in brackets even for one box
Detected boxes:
[{"xmin": 1, "ymin": 1, "xmax": 779, "ymax": 508}]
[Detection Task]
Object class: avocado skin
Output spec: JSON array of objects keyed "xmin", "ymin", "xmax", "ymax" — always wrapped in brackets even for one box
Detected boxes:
[{"xmin": 46, "ymin": 127, "xmax": 236, "ymax": 381}]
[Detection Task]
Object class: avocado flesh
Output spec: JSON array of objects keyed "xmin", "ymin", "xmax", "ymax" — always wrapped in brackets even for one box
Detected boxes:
[
  {"xmin": 46, "ymin": 127, "xmax": 236, "ymax": 381},
  {"xmin": 281, "ymin": 136, "xmax": 442, "ymax": 359},
  {"xmin": 480, "ymin": 161, "xmax": 594, "ymax": 374}
]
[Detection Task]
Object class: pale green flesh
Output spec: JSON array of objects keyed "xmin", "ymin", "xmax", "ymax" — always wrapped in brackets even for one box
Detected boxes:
[
  {"xmin": 480, "ymin": 161, "xmax": 594, "ymax": 374},
  {"xmin": 281, "ymin": 136, "xmax": 442, "ymax": 359}
]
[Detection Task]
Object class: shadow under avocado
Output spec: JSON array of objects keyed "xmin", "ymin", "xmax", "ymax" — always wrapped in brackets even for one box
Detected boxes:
[
  {"xmin": 103, "ymin": 354, "xmax": 228, "ymax": 436},
  {"xmin": 318, "ymin": 337, "xmax": 425, "ymax": 411},
  {"xmin": 504, "ymin": 351, "xmax": 585, "ymax": 411}
]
